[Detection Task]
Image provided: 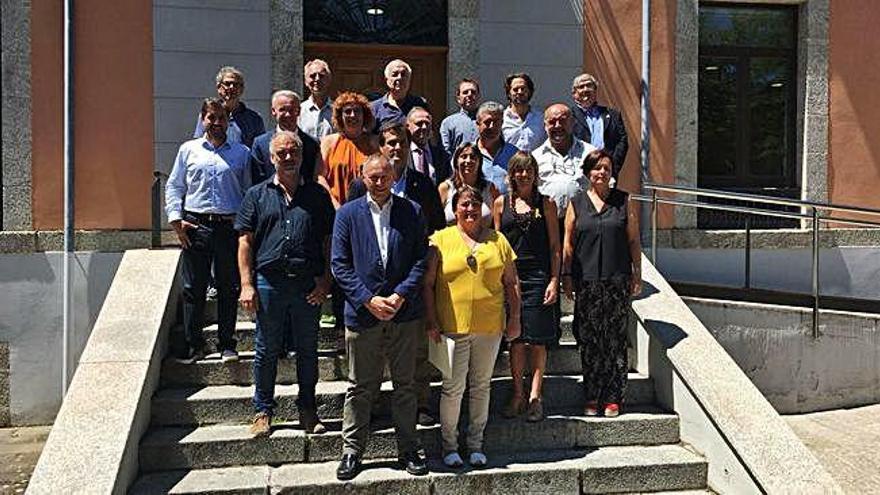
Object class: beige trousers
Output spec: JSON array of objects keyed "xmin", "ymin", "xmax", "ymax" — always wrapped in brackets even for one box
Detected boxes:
[{"xmin": 439, "ymin": 332, "xmax": 503, "ymax": 453}]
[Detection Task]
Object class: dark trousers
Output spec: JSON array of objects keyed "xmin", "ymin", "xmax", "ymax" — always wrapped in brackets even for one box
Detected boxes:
[
  {"xmin": 253, "ymin": 272, "xmax": 319, "ymax": 414},
  {"xmin": 572, "ymin": 275, "xmax": 631, "ymax": 403},
  {"xmin": 342, "ymin": 319, "xmax": 421, "ymax": 457},
  {"xmin": 181, "ymin": 220, "xmax": 239, "ymax": 352}
]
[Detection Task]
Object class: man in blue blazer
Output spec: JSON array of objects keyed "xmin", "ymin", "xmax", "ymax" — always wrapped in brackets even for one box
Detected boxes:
[
  {"xmin": 331, "ymin": 153, "xmax": 429, "ymax": 481},
  {"xmin": 569, "ymin": 73, "xmax": 629, "ymax": 180},
  {"xmin": 250, "ymin": 90, "xmax": 323, "ymax": 184}
]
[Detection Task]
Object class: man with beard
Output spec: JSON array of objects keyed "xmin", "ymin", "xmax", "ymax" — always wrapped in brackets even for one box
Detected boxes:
[
  {"xmin": 299, "ymin": 59, "xmax": 334, "ymax": 141},
  {"xmin": 532, "ymin": 103, "xmax": 597, "ymax": 229},
  {"xmin": 236, "ymin": 131, "xmax": 334, "ymax": 437},
  {"xmin": 502, "ymin": 72, "xmax": 545, "ymax": 153},
  {"xmin": 570, "ymin": 73, "xmax": 629, "ymax": 181},
  {"xmin": 477, "ymin": 101, "xmax": 520, "ymax": 196},
  {"xmin": 193, "ymin": 66, "xmax": 266, "ymax": 147},
  {"xmin": 439, "ymin": 78, "xmax": 481, "ymax": 158},
  {"xmin": 166, "ymin": 97, "xmax": 252, "ymax": 363},
  {"xmin": 370, "ymin": 59, "xmax": 429, "ymax": 131},
  {"xmin": 250, "ymin": 90, "xmax": 323, "ymax": 184},
  {"xmin": 407, "ymin": 107, "xmax": 450, "ymax": 185},
  {"xmin": 332, "ymin": 153, "xmax": 430, "ymax": 481}
]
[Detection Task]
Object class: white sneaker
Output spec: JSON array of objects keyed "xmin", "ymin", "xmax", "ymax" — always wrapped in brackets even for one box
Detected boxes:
[
  {"xmin": 469, "ymin": 452, "xmax": 487, "ymax": 467},
  {"xmin": 221, "ymin": 349, "xmax": 239, "ymax": 362},
  {"xmin": 443, "ymin": 452, "xmax": 464, "ymax": 468}
]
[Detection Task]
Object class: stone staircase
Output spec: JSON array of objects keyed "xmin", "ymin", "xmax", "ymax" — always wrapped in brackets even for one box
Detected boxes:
[{"xmin": 129, "ymin": 312, "xmax": 711, "ymax": 494}]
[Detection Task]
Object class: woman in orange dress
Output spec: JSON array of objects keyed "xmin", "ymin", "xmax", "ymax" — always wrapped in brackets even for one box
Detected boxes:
[{"xmin": 318, "ymin": 92, "xmax": 379, "ymax": 208}]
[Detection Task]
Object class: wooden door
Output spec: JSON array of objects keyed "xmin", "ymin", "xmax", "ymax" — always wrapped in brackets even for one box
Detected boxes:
[{"xmin": 304, "ymin": 42, "xmax": 447, "ymax": 128}]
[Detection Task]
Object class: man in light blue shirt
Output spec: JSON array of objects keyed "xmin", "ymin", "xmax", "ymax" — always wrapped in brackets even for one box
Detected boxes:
[
  {"xmin": 501, "ymin": 73, "xmax": 546, "ymax": 153},
  {"xmin": 476, "ymin": 101, "xmax": 519, "ymax": 195},
  {"xmin": 166, "ymin": 97, "xmax": 252, "ymax": 364},
  {"xmin": 439, "ymin": 78, "xmax": 481, "ymax": 158}
]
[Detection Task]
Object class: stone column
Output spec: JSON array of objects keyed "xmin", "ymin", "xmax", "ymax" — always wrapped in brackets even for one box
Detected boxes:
[
  {"xmin": 270, "ymin": 0, "xmax": 304, "ymax": 94},
  {"xmin": 2, "ymin": 0, "xmax": 33, "ymax": 230},
  {"xmin": 674, "ymin": 0, "xmax": 698, "ymax": 229},
  {"xmin": 447, "ymin": 0, "xmax": 480, "ymax": 114}
]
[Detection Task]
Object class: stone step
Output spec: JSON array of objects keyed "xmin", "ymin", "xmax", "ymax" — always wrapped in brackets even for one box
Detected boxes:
[
  {"xmin": 140, "ymin": 409, "xmax": 679, "ymax": 472},
  {"xmin": 160, "ymin": 342, "xmax": 587, "ymax": 387},
  {"xmin": 197, "ymin": 316, "xmax": 580, "ymax": 352},
  {"xmin": 151, "ymin": 374, "xmax": 654, "ymax": 427},
  {"xmin": 131, "ymin": 444, "xmax": 707, "ymax": 494}
]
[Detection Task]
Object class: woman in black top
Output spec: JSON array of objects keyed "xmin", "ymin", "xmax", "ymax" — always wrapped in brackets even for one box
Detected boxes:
[
  {"xmin": 561, "ymin": 149, "xmax": 642, "ymax": 418},
  {"xmin": 493, "ymin": 152, "xmax": 560, "ymax": 422}
]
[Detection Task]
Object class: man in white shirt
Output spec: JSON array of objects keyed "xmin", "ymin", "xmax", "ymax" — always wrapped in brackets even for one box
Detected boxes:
[
  {"xmin": 298, "ymin": 59, "xmax": 334, "ymax": 141},
  {"xmin": 502, "ymin": 72, "xmax": 546, "ymax": 153},
  {"xmin": 532, "ymin": 103, "xmax": 596, "ymax": 226}
]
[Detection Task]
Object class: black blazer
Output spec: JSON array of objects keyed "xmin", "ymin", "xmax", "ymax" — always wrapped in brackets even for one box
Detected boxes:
[
  {"xmin": 347, "ymin": 166, "xmax": 445, "ymax": 235},
  {"xmin": 570, "ymin": 103, "xmax": 629, "ymax": 180},
  {"xmin": 414, "ymin": 142, "xmax": 451, "ymax": 186}
]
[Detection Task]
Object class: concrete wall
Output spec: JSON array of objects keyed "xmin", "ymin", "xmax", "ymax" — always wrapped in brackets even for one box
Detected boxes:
[
  {"xmin": 0, "ymin": 252, "xmax": 122, "ymax": 425},
  {"xmin": 153, "ymin": 0, "xmax": 272, "ymax": 178},
  {"xmin": 477, "ymin": 0, "xmax": 584, "ymax": 112},
  {"xmin": 686, "ymin": 298, "xmax": 880, "ymax": 414},
  {"xmin": 657, "ymin": 246, "xmax": 880, "ymax": 301}
]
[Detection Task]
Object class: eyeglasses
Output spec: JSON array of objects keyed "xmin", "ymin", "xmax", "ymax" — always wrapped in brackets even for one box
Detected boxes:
[{"xmin": 220, "ymin": 80, "xmax": 243, "ymax": 88}]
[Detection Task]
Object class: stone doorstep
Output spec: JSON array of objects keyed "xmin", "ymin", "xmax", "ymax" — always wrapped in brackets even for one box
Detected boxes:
[
  {"xmin": 139, "ymin": 411, "xmax": 680, "ymax": 472},
  {"xmin": 130, "ymin": 445, "xmax": 707, "ymax": 494},
  {"xmin": 199, "ymin": 315, "xmax": 580, "ymax": 351},
  {"xmin": 160, "ymin": 343, "xmax": 588, "ymax": 387},
  {"xmin": 150, "ymin": 374, "xmax": 654, "ymax": 427}
]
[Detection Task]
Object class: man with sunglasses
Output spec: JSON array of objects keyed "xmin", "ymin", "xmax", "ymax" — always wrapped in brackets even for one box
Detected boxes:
[{"xmin": 193, "ymin": 66, "xmax": 266, "ymax": 147}]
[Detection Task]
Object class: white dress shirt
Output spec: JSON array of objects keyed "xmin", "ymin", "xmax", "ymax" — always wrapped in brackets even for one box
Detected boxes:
[
  {"xmin": 298, "ymin": 96, "xmax": 333, "ymax": 141},
  {"xmin": 532, "ymin": 137, "xmax": 596, "ymax": 218},
  {"xmin": 502, "ymin": 107, "xmax": 546, "ymax": 153},
  {"xmin": 366, "ymin": 193, "xmax": 393, "ymax": 267}
]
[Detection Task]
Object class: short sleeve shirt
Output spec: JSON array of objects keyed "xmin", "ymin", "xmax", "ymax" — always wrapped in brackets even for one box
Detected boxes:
[
  {"xmin": 429, "ymin": 226, "xmax": 517, "ymax": 335},
  {"xmin": 235, "ymin": 180, "xmax": 335, "ymax": 275}
]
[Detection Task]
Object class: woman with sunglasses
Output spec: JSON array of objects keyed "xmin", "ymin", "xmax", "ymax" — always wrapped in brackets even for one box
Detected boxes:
[
  {"xmin": 493, "ymin": 151, "xmax": 560, "ymax": 422},
  {"xmin": 438, "ymin": 143, "xmax": 499, "ymax": 227},
  {"xmin": 423, "ymin": 185, "xmax": 521, "ymax": 469}
]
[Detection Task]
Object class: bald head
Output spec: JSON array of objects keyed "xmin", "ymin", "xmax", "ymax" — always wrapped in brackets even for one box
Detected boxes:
[
  {"xmin": 544, "ymin": 103, "xmax": 574, "ymax": 151},
  {"xmin": 270, "ymin": 131, "xmax": 303, "ymax": 178}
]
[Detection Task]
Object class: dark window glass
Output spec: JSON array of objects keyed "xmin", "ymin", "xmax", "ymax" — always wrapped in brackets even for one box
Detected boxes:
[
  {"xmin": 698, "ymin": 4, "xmax": 798, "ymax": 229},
  {"xmin": 304, "ymin": 0, "xmax": 447, "ymax": 46}
]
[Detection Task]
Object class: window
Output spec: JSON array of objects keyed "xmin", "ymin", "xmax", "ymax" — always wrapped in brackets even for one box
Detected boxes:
[
  {"xmin": 698, "ymin": 4, "xmax": 798, "ymax": 228},
  {"xmin": 304, "ymin": 0, "xmax": 447, "ymax": 46}
]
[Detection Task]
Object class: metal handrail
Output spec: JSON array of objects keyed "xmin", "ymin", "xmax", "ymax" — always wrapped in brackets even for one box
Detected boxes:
[
  {"xmin": 631, "ymin": 184, "xmax": 880, "ymax": 340},
  {"xmin": 151, "ymin": 170, "xmax": 169, "ymax": 249}
]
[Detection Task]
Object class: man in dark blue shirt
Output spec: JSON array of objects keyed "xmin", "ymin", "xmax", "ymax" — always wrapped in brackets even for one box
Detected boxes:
[
  {"xmin": 370, "ymin": 59, "xmax": 429, "ymax": 133},
  {"xmin": 236, "ymin": 131, "xmax": 335, "ymax": 438},
  {"xmin": 194, "ymin": 66, "xmax": 266, "ymax": 147}
]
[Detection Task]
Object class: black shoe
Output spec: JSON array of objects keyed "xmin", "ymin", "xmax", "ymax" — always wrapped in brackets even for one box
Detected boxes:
[
  {"xmin": 400, "ymin": 450, "xmax": 428, "ymax": 476},
  {"xmin": 174, "ymin": 346, "xmax": 205, "ymax": 365},
  {"xmin": 336, "ymin": 453, "xmax": 361, "ymax": 481}
]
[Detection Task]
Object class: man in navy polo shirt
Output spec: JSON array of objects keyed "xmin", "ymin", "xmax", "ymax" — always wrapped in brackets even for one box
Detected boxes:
[
  {"xmin": 370, "ymin": 59, "xmax": 429, "ymax": 132},
  {"xmin": 193, "ymin": 66, "xmax": 266, "ymax": 147},
  {"xmin": 236, "ymin": 131, "xmax": 335, "ymax": 437}
]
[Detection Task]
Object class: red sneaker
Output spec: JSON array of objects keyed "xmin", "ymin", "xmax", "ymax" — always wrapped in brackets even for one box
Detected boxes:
[
  {"xmin": 604, "ymin": 403, "xmax": 620, "ymax": 417},
  {"xmin": 584, "ymin": 401, "xmax": 599, "ymax": 416}
]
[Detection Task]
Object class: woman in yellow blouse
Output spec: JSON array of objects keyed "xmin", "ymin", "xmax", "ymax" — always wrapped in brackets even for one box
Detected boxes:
[{"xmin": 423, "ymin": 185, "xmax": 522, "ymax": 469}]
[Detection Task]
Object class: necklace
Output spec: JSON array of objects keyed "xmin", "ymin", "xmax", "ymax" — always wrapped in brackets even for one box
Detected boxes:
[
  {"xmin": 510, "ymin": 190, "xmax": 541, "ymax": 231},
  {"xmin": 457, "ymin": 226, "xmax": 483, "ymax": 270}
]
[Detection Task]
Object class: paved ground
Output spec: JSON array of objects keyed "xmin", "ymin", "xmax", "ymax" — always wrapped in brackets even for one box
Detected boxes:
[
  {"xmin": 0, "ymin": 425, "xmax": 51, "ymax": 494},
  {"xmin": 785, "ymin": 404, "xmax": 880, "ymax": 495}
]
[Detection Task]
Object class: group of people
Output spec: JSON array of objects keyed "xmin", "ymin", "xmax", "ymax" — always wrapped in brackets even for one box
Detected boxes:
[{"xmin": 164, "ymin": 58, "xmax": 642, "ymax": 481}]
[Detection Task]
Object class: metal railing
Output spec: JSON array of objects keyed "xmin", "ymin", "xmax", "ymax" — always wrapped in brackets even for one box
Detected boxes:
[
  {"xmin": 632, "ymin": 183, "xmax": 880, "ymax": 339},
  {"xmin": 151, "ymin": 170, "xmax": 169, "ymax": 249}
]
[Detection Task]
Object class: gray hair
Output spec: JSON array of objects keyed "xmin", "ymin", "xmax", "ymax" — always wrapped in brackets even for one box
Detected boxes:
[
  {"xmin": 406, "ymin": 106, "xmax": 431, "ymax": 122},
  {"xmin": 572, "ymin": 73, "xmax": 598, "ymax": 90},
  {"xmin": 384, "ymin": 59, "xmax": 412, "ymax": 78},
  {"xmin": 271, "ymin": 90, "xmax": 302, "ymax": 105},
  {"xmin": 304, "ymin": 58, "xmax": 331, "ymax": 75},
  {"xmin": 476, "ymin": 101, "xmax": 504, "ymax": 119},
  {"xmin": 215, "ymin": 66, "xmax": 245, "ymax": 85},
  {"xmin": 270, "ymin": 130, "xmax": 303, "ymax": 153}
]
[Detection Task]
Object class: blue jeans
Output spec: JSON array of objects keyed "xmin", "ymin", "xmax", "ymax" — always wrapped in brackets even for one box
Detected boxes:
[{"xmin": 253, "ymin": 272, "xmax": 320, "ymax": 414}]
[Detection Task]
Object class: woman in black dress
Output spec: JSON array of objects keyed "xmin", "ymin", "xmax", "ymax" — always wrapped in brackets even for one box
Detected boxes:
[
  {"xmin": 561, "ymin": 149, "xmax": 642, "ymax": 418},
  {"xmin": 493, "ymin": 151, "xmax": 560, "ymax": 422}
]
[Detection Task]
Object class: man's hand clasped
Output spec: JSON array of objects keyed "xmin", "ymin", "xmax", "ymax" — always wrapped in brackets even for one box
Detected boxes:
[{"xmin": 364, "ymin": 294, "xmax": 405, "ymax": 321}]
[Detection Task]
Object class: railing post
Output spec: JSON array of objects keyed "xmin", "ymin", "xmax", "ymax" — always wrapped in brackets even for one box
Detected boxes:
[
  {"xmin": 744, "ymin": 215, "xmax": 751, "ymax": 289},
  {"xmin": 651, "ymin": 189, "xmax": 658, "ymax": 265},
  {"xmin": 811, "ymin": 207, "xmax": 820, "ymax": 339},
  {"xmin": 151, "ymin": 171, "xmax": 162, "ymax": 249}
]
